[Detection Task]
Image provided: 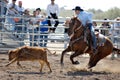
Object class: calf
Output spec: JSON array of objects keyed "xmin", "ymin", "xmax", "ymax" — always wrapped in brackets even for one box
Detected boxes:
[{"xmin": 6, "ymin": 46, "xmax": 53, "ymax": 72}]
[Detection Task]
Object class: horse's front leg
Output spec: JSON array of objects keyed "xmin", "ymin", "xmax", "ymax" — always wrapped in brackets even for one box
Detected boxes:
[
  {"xmin": 60, "ymin": 46, "xmax": 71, "ymax": 66},
  {"xmin": 70, "ymin": 51, "xmax": 82, "ymax": 64}
]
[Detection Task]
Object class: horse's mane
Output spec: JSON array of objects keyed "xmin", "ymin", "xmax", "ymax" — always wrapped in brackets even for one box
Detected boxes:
[{"xmin": 68, "ymin": 17, "xmax": 84, "ymax": 40}]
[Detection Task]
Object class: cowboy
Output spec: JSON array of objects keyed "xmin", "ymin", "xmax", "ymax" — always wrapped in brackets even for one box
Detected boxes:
[{"xmin": 72, "ymin": 6, "xmax": 97, "ymax": 54}]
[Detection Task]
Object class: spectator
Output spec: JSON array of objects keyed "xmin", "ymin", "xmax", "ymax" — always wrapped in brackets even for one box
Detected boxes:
[
  {"xmin": 63, "ymin": 18, "xmax": 70, "ymax": 48},
  {"xmin": 114, "ymin": 17, "xmax": 120, "ymax": 29},
  {"xmin": 28, "ymin": 10, "xmax": 38, "ymax": 46},
  {"xmin": 111, "ymin": 17, "xmax": 120, "ymax": 43},
  {"xmin": 17, "ymin": 1, "xmax": 24, "ymax": 15},
  {"xmin": 0, "ymin": 0, "xmax": 9, "ymax": 16},
  {"xmin": 23, "ymin": 9, "xmax": 31, "ymax": 17},
  {"xmin": 47, "ymin": 0, "xmax": 59, "ymax": 33},
  {"xmin": 0, "ymin": 0, "xmax": 8, "ymax": 30},
  {"xmin": 93, "ymin": 21, "xmax": 99, "ymax": 32},
  {"xmin": 15, "ymin": 1, "xmax": 25, "ymax": 35},
  {"xmin": 29, "ymin": 10, "xmax": 45, "ymax": 46},
  {"xmin": 93, "ymin": 21, "xmax": 97, "ymax": 27},
  {"xmin": 35, "ymin": 8, "xmax": 45, "ymax": 25},
  {"xmin": 63, "ymin": 18, "xmax": 70, "ymax": 33},
  {"xmin": 101, "ymin": 18, "xmax": 110, "ymax": 27},
  {"xmin": 7, "ymin": 0, "xmax": 19, "ymax": 15},
  {"xmin": 7, "ymin": 0, "xmax": 19, "ymax": 31},
  {"xmin": 39, "ymin": 19, "xmax": 49, "ymax": 47},
  {"xmin": 23, "ymin": 9, "xmax": 31, "ymax": 24},
  {"xmin": 110, "ymin": 17, "xmax": 120, "ymax": 58},
  {"xmin": 100, "ymin": 18, "xmax": 111, "ymax": 36},
  {"xmin": 36, "ymin": 8, "xmax": 42, "ymax": 18},
  {"xmin": 23, "ymin": 8, "xmax": 31, "ymax": 32},
  {"xmin": 35, "ymin": 8, "xmax": 49, "ymax": 47}
]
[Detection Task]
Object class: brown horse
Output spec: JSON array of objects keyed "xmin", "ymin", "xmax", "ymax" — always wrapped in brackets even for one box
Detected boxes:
[{"xmin": 60, "ymin": 17, "xmax": 115, "ymax": 69}]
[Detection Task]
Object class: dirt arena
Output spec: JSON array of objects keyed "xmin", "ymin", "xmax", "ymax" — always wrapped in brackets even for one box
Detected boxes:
[{"xmin": 0, "ymin": 52, "xmax": 120, "ymax": 80}]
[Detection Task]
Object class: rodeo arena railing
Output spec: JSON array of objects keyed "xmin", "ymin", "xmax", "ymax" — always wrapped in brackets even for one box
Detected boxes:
[
  {"xmin": 0, "ymin": 15, "xmax": 120, "ymax": 56},
  {"xmin": 0, "ymin": 15, "xmax": 70, "ymax": 51}
]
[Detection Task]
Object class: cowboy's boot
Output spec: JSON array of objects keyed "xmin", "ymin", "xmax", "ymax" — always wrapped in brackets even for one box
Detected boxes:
[{"xmin": 93, "ymin": 48, "xmax": 98, "ymax": 55}]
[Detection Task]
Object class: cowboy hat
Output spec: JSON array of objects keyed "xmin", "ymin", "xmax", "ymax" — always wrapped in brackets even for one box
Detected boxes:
[
  {"xmin": 116, "ymin": 17, "xmax": 120, "ymax": 20},
  {"xmin": 72, "ymin": 6, "xmax": 84, "ymax": 11}
]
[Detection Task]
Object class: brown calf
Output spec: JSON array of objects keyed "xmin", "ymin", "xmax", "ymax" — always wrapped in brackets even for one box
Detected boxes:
[{"xmin": 6, "ymin": 46, "xmax": 53, "ymax": 72}]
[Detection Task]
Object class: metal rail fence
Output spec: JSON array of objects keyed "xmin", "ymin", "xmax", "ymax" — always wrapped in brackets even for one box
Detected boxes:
[{"xmin": 0, "ymin": 16, "xmax": 120, "ymax": 56}]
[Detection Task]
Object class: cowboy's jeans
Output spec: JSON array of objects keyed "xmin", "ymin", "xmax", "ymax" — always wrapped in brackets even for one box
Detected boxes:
[
  {"xmin": 87, "ymin": 23, "xmax": 97, "ymax": 49},
  {"xmin": 91, "ymin": 31, "xmax": 97, "ymax": 49}
]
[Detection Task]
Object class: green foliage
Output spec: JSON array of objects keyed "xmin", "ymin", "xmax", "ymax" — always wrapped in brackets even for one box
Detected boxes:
[
  {"xmin": 29, "ymin": 7, "xmax": 120, "ymax": 20},
  {"xmin": 59, "ymin": 9, "xmax": 74, "ymax": 17},
  {"xmin": 88, "ymin": 7, "xmax": 120, "ymax": 20}
]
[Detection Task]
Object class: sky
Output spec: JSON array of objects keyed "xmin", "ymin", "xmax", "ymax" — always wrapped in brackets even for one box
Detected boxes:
[{"xmin": 12, "ymin": 0, "xmax": 120, "ymax": 11}]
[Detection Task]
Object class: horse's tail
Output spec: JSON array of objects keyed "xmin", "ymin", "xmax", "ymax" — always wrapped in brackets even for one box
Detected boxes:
[{"xmin": 113, "ymin": 47, "xmax": 120, "ymax": 54}]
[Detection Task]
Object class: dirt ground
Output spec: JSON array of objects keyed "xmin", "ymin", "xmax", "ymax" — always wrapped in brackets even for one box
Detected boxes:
[{"xmin": 0, "ymin": 53, "xmax": 120, "ymax": 80}]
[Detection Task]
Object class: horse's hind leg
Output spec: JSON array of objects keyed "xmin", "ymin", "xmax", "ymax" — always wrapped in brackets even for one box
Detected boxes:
[{"xmin": 70, "ymin": 51, "xmax": 81, "ymax": 64}]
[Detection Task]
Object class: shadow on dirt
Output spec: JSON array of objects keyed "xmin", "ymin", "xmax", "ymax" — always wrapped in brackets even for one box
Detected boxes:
[
  {"xmin": 66, "ymin": 71, "xmax": 111, "ymax": 76},
  {"xmin": 9, "ymin": 71, "xmax": 46, "ymax": 75}
]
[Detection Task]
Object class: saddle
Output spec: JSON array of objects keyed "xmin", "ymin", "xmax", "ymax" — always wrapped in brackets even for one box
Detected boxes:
[
  {"xmin": 84, "ymin": 28, "xmax": 106, "ymax": 48},
  {"xmin": 95, "ymin": 32, "xmax": 106, "ymax": 47}
]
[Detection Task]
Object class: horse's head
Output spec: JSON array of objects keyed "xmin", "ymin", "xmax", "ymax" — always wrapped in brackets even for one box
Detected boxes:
[
  {"xmin": 67, "ymin": 17, "xmax": 82, "ymax": 36},
  {"xmin": 67, "ymin": 17, "xmax": 84, "ymax": 41}
]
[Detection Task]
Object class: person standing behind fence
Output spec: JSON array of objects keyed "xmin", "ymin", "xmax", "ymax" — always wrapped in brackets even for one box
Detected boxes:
[
  {"xmin": 15, "ymin": 1, "xmax": 25, "ymax": 35},
  {"xmin": 7, "ymin": 0, "xmax": 19, "ymax": 16},
  {"xmin": 29, "ymin": 10, "xmax": 45, "ymax": 46},
  {"xmin": 35, "ymin": 8, "xmax": 49, "ymax": 47},
  {"xmin": 112, "ymin": 17, "xmax": 120, "ymax": 43},
  {"xmin": 100, "ymin": 18, "xmax": 111, "ymax": 36},
  {"xmin": 29, "ymin": 10, "xmax": 38, "ymax": 46},
  {"xmin": 47, "ymin": 0, "xmax": 59, "ymax": 33},
  {"xmin": 0, "ymin": 0, "xmax": 9, "ymax": 16},
  {"xmin": 17, "ymin": 1, "xmax": 24, "ymax": 15},
  {"xmin": 110, "ymin": 17, "xmax": 120, "ymax": 59},
  {"xmin": 7, "ymin": 0, "xmax": 19, "ymax": 31},
  {"xmin": 0, "ymin": 0, "xmax": 8, "ymax": 29}
]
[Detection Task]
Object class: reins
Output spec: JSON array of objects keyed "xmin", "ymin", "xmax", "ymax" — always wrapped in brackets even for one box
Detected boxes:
[{"xmin": 70, "ymin": 24, "xmax": 84, "ymax": 51}]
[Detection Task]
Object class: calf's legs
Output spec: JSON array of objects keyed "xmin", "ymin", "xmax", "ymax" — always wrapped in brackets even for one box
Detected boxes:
[{"xmin": 39, "ymin": 60, "xmax": 52, "ymax": 72}]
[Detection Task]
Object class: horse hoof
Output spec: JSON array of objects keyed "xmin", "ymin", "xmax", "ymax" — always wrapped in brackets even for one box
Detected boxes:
[
  {"xmin": 73, "ymin": 61, "xmax": 80, "ymax": 65},
  {"xmin": 87, "ymin": 65, "xmax": 93, "ymax": 70},
  {"xmin": 87, "ymin": 66, "xmax": 91, "ymax": 69},
  {"xmin": 89, "ymin": 68, "xmax": 92, "ymax": 72}
]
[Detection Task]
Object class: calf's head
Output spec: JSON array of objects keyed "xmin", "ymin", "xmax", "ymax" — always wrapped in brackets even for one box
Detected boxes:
[{"xmin": 8, "ymin": 50, "xmax": 18, "ymax": 61}]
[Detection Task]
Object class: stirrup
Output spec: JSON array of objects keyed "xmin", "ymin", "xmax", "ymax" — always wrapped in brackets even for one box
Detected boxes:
[
  {"xmin": 93, "ymin": 49, "xmax": 98, "ymax": 54},
  {"xmin": 84, "ymin": 37, "xmax": 87, "ymax": 42}
]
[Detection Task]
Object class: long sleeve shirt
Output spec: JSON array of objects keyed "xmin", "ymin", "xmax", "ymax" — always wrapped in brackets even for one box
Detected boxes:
[
  {"xmin": 77, "ymin": 11, "xmax": 93, "ymax": 26},
  {"xmin": 47, "ymin": 3, "xmax": 59, "ymax": 17},
  {"xmin": 17, "ymin": 6, "xmax": 25, "ymax": 15},
  {"xmin": 7, "ymin": 3, "xmax": 18, "ymax": 15}
]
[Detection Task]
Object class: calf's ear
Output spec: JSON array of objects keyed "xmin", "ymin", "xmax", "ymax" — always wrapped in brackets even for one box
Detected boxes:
[{"xmin": 8, "ymin": 50, "xmax": 12, "ymax": 54}]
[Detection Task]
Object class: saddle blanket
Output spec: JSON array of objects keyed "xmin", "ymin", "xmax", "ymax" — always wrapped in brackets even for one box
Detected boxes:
[{"xmin": 95, "ymin": 32, "xmax": 106, "ymax": 46}]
